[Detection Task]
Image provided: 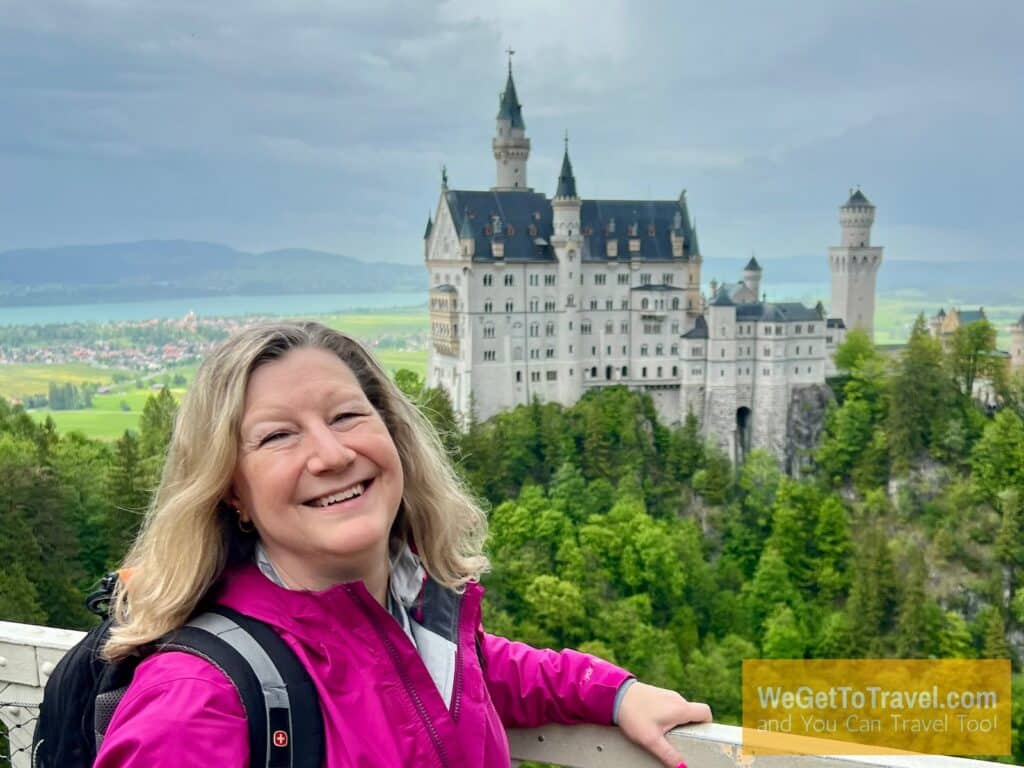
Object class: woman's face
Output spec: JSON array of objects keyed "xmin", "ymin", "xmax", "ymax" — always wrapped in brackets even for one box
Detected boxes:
[{"xmin": 230, "ymin": 346, "xmax": 404, "ymax": 590}]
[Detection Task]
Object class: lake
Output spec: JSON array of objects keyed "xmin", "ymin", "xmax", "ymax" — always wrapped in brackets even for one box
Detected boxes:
[{"xmin": 0, "ymin": 292, "xmax": 426, "ymax": 326}]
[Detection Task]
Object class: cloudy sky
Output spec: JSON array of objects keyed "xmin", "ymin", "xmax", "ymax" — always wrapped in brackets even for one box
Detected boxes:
[{"xmin": 0, "ymin": 1, "xmax": 1020, "ymax": 268}]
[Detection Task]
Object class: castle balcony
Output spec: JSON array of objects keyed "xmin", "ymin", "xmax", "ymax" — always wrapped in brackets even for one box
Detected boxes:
[
  {"xmin": 0, "ymin": 620, "xmax": 1009, "ymax": 768},
  {"xmin": 429, "ymin": 285, "xmax": 460, "ymax": 357}
]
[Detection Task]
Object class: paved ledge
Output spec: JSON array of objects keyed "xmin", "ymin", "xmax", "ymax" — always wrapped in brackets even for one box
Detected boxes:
[{"xmin": 0, "ymin": 621, "xmax": 1015, "ymax": 768}]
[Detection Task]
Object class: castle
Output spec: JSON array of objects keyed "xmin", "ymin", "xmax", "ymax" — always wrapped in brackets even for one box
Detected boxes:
[{"xmin": 424, "ymin": 63, "xmax": 883, "ymax": 465}]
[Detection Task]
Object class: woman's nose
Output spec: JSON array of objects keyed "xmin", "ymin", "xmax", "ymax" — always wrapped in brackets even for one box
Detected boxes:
[{"xmin": 305, "ymin": 424, "xmax": 356, "ymax": 474}]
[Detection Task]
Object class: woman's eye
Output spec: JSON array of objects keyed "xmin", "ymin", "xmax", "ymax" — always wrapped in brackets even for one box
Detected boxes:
[
  {"xmin": 332, "ymin": 412, "xmax": 359, "ymax": 424},
  {"xmin": 258, "ymin": 431, "xmax": 289, "ymax": 446}
]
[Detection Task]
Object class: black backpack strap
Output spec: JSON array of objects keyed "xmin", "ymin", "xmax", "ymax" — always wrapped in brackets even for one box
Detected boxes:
[{"xmin": 161, "ymin": 606, "xmax": 324, "ymax": 768}]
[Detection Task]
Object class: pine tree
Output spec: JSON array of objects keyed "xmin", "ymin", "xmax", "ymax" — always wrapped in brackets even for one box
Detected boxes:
[{"xmin": 887, "ymin": 314, "xmax": 950, "ymax": 467}]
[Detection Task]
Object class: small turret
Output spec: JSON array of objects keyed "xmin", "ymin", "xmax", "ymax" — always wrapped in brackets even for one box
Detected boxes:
[
  {"xmin": 554, "ymin": 135, "xmax": 578, "ymax": 200},
  {"xmin": 743, "ymin": 254, "xmax": 762, "ymax": 298},
  {"xmin": 840, "ymin": 187, "xmax": 875, "ymax": 247}
]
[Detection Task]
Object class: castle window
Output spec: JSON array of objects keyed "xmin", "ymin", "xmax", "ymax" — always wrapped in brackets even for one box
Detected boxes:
[
  {"xmin": 622, "ymin": 345, "xmax": 627, "ymax": 354},
  {"xmin": 483, "ymin": 274, "xmax": 492, "ymax": 286},
  {"xmin": 567, "ymin": 295, "xmax": 575, "ymax": 307},
  {"xmin": 641, "ymin": 344, "xmax": 649, "ymax": 356},
  {"xmin": 671, "ymin": 344, "xmax": 679, "ymax": 355},
  {"xmin": 672, "ymin": 366, "xmax": 678, "ymax": 376},
  {"xmin": 663, "ymin": 273, "xmax": 674, "ymax": 285},
  {"xmin": 765, "ymin": 326, "xmax": 772, "ymax": 336},
  {"xmin": 530, "ymin": 348, "xmax": 540, "ymax": 359},
  {"xmin": 656, "ymin": 344, "xmax": 664, "ymax": 356},
  {"xmin": 591, "ymin": 346, "xmax": 597, "ymax": 355},
  {"xmin": 606, "ymin": 299, "xmax": 613, "ymax": 310},
  {"xmin": 795, "ymin": 325, "xmax": 802, "ymax": 334},
  {"xmin": 672, "ymin": 297, "xmax": 680, "ymax": 310},
  {"xmin": 657, "ymin": 366, "xmax": 663, "ymax": 377},
  {"xmin": 504, "ymin": 274, "xmax": 514, "ymax": 287},
  {"xmin": 621, "ymin": 321, "xmax": 629, "ymax": 334},
  {"xmin": 605, "ymin": 321, "xmax": 614, "ymax": 334},
  {"xmin": 546, "ymin": 371, "xmax": 557, "ymax": 381},
  {"xmin": 505, "ymin": 300, "xmax": 514, "ymax": 312},
  {"xmin": 545, "ymin": 300, "xmax": 556, "ymax": 311},
  {"xmin": 545, "ymin": 274, "xmax": 556, "ymax": 286},
  {"xmin": 581, "ymin": 321, "xmax": 592, "ymax": 335},
  {"xmin": 595, "ymin": 274, "xmax": 606, "ymax": 285},
  {"xmin": 807, "ymin": 324, "xmax": 814, "ymax": 333},
  {"xmin": 809, "ymin": 346, "xmax": 813, "ymax": 354},
  {"xmin": 720, "ymin": 369, "xmax": 725, "ymax": 377},
  {"xmin": 529, "ymin": 299, "xmax": 539, "ymax": 312},
  {"xmin": 642, "ymin": 299, "xmax": 649, "ymax": 310},
  {"xmin": 622, "ymin": 366, "xmax": 628, "ymax": 376},
  {"xmin": 826, "ymin": 336, "xmax": 833, "ymax": 344},
  {"xmin": 618, "ymin": 273, "xmax": 629, "ymax": 285},
  {"xmin": 484, "ymin": 301, "xmax": 493, "ymax": 313},
  {"xmin": 621, "ymin": 299, "xmax": 629, "ymax": 310},
  {"xmin": 642, "ymin": 367, "xmax": 648, "ymax": 377},
  {"xmin": 640, "ymin": 273, "xmax": 652, "ymax": 285},
  {"xmin": 590, "ymin": 299, "xmax": 598, "ymax": 310},
  {"xmin": 764, "ymin": 347, "xmax": 770, "ymax": 356},
  {"xmin": 546, "ymin": 347, "xmax": 555, "ymax": 358},
  {"xmin": 775, "ymin": 325, "xmax": 783, "ymax": 334},
  {"xmin": 516, "ymin": 371, "xmax": 522, "ymax": 382},
  {"xmin": 531, "ymin": 371, "xmax": 541, "ymax": 382},
  {"xmin": 529, "ymin": 323, "xmax": 539, "ymax": 337},
  {"xmin": 529, "ymin": 274, "xmax": 539, "ymax": 286},
  {"xmin": 796, "ymin": 346, "xmax": 801, "ymax": 355},
  {"xmin": 591, "ymin": 366, "xmax": 598, "ymax": 377},
  {"xmin": 692, "ymin": 346, "xmax": 703, "ymax": 356},
  {"xmin": 483, "ymin": 325, "xmax": 495, "ymax": 338},
  {"xmin": 721, "ymin": 348, "xmax": 726, "ymax": 358},
  {"xmin": 483, "ymin": 350, "xmax": 496, "ymax": 361},
  {"xmin": 546, "ymin": 322, "xmax": 556, "ymax": 336}
]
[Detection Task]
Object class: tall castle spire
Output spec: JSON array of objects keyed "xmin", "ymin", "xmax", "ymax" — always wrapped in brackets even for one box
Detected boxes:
[
  {"xmin": 554, "ymin": 132, "xmax": 578, "ymax": 199},
  {"xmin": 492, "ymin": 50, "xmax": 531, "ymax": 191}
]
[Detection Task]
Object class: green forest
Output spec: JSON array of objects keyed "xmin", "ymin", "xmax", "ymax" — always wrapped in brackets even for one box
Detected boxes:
[{"xmin": 2, "ymin": 318, "xmax": 1023, "ymax": 761}]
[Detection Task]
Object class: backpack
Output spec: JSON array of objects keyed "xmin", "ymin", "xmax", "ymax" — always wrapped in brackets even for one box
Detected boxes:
[{"xmin": 32, "ymin": 574, "xmax": 325, "ymax": 768}]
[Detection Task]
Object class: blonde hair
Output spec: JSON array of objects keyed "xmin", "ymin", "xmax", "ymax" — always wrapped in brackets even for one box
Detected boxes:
[{"xmin": 104, "ymin": 321, "xmax": 488, "ymax": 660}]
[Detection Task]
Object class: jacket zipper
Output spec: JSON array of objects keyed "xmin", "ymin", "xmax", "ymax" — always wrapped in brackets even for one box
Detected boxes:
[
  {"xmin": 451, "ymin": 594, "xmax": 464, "ymax": 722},
  {"xmin": 346, "ymin": 585, "xmax": 451, "ymax": 768}
]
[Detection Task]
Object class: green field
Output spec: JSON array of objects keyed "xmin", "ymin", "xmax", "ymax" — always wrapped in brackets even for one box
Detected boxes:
[
  {"xmin": 874, "ymin": 291, "xmax": 1019, "ymax": 347},
  {"xmin": 0, "ymin": 363, "xmax": 123, "ymax": 400}
]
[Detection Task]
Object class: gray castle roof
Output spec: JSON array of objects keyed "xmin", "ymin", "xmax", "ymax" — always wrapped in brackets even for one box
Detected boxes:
[
  {"xmin": 843, "ymin": 189, "xmax": 872, "ymax": 207},
  {"xmin": 735, "ymin": 301, "xmax": 822, "ymax": 323},
  {"xmin": 555, "ymin": 148, "xmax": 578, "ymax": 199},
  {"xmin": 744, "ymin": 256, "xmax": 762, "ymax": 272},
  {"xmin": 682, "ymin": 316, "xmax": 708, "ymax": 339},
  {"xmin": 957, "ymin": 309, "xmax": 986, "ymax": 324},
  {"xmin": 444, "ymin": 189, "xmax": 701, "ymax": 264},
  {"xmin": 710, "ymin": 285, "xmax": 735, "ymax": 306},
  {"xmin": 424, "ymin": 215, "xmax": 433, "ymax": 239},
  {"xmin": 496, "ymin": 69, "xmax": 525, "ymax": 130},
  {"xmin": 827, "ymin": 318, "xmax": 847, "ymax": 329}
]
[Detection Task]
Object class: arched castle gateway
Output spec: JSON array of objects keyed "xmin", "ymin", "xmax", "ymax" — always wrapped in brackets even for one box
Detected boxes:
[{"xmin": 424, "ymin": 62, "xmax": 881, "ymax": 468}]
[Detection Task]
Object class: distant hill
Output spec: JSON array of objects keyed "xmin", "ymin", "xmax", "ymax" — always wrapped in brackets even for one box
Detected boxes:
[{"xmin": 0, "ymin": 241, "xmax": 427, "ymax": 306}]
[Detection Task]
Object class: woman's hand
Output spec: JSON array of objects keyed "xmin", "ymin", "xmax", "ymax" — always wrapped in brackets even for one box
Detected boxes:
[{"xmin": 616, "ymin": 682, "xmax": 712, "ymax": 768}]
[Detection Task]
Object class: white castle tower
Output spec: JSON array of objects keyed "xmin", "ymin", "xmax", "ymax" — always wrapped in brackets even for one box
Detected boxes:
[
  {"xmin": 492, "ymin": 57, "xmax": 531, "ymax": 191},
  {"xmin": 828, "ymin": 189, "xmax": 883, "ymax": 339},
  {"xmin": 1010, "ymin": 315, "xmax": 1024, "ymax": 373}
]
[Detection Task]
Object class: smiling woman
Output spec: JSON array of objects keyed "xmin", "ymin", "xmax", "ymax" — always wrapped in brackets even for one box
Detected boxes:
[{"xmin": 92, "ymin": 321, "xmax": 710, "ymax": 768}]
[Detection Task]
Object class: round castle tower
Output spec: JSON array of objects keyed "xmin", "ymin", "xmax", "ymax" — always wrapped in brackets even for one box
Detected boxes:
[
  {"xmin": 1010, "ymin": 315, "xmax": 1024, "ymax": 372},
  {"xmin": 829, "ymin": 188, "xmax": 883, "ymax": 340},
  {"xmin": 492, "ymin": 58, "xmax": 531, "ymax": 191}
]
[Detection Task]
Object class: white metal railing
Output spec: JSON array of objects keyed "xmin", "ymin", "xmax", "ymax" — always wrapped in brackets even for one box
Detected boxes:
[{"xmin": 0, "ymin": 621, "xmax": 1015, "ymax": 768}]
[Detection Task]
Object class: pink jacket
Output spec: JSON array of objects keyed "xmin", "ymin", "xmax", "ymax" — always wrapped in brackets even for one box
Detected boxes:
[{"xmin": 95, "ymin": 563, "xmax": 631, "ymax": 767}]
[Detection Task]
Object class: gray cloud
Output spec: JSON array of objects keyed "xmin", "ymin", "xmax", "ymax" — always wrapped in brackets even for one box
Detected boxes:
[{"xmin": 0, "ymin": 0, "xmax": 1020, "ymax": 273}]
